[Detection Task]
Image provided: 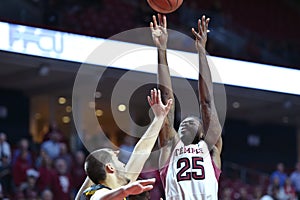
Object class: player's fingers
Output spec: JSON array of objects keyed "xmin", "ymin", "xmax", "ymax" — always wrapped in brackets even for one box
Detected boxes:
[
  {"xmin": 166, "ymin": 99, "xmax": 173, "ymax": 111},
  {"xmin": 203, "ymin": 19, "xmax": 208, "ymax": 34},
  {"xmin": 163, "ymin": 15, "xmax": 167, "ymax": 29},
  {"xmin": 150, "ymin": 22, "xmax": 154, "ymax": 32},
  {"xmin": 150, "ymin": 89, "xmax": 154, "ymax": 103},
  {"xmin": 142, "ymin": 185, "xmax": 154, "ymax": 192},
  {"xmin": 157, "ymin": 89, "xmax": 162, "ymax": 104},
  {"xmin": 139, "ymin": 178, "xmax": 156, "ymax": 186},
  {"xmin": 205, "ymin": 18, "xmax": 210, "ymax": 33},
  {"xmin": 154, "ymin": 88, "xmax": 159, "ymax": 104},
  {"xmin": 202, "ymin": 15, "xmax": 206, "ymax": 30},
  {"xmin": 198, "ymin": 19, "xmax": 203, "ymax": 36},
  {"xmin": 192, "ymin": 28, "xmax": 200, "ymax": 39},
  {"xmin": 191, "ymin": 28, "xmax": 196, "ymax": 36},
  {"xmin": 147, "ymin": 96, "xmax": 152, "ymax": 106},
  {"xmin": 206, "ymin": 18, "xmax": 210, "ymax": 28},
  {"xmin": 201, "ymin": 15, "xmax": 206, "ymax": 34},
  {"xmin": 151, "ymin": 88, "xmax": 156, "ymax": 104},
  {"xmin": 158, "ymin": 13, "xmax": 162, "ymax": 26},
  {"xmin": 152, "ymin": 15, "xmax": 158, "ymax": 28}
]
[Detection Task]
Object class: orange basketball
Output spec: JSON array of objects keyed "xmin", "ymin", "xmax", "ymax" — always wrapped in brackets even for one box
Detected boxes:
[{"xmin": 147, "ymin": 0, "xmax": 183, "ymax": 14}]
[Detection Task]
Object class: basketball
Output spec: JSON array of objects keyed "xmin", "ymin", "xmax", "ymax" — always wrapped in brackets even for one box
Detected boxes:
[{"xmin": 147, "ymin": 0, "xmax": 183, "ymax": 14}]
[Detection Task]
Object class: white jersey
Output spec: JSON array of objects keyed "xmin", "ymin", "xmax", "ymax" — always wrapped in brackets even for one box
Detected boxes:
[{"xmin": 161, "ymin": 140, "xmax": 221, "ymax": 200}]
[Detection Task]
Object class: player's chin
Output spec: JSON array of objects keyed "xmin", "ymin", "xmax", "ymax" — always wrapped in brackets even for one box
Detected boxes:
[{"xmin": 180, "ymin": 134, "xmax": 194, "ymax": 145}]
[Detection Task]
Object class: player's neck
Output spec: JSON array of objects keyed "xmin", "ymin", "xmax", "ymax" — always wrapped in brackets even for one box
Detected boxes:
[{"xmin": 102, "ymin": 174, "xmax": 123, "ymax": 189}]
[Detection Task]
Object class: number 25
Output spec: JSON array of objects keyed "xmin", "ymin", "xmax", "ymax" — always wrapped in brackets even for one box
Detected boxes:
[{"xmin": 177, "ymin": 157, "xmax": 205, "ymax": 182}]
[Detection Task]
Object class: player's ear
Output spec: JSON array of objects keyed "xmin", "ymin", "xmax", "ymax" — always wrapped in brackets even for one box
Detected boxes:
[{"xmin": 105, "ymin": 163, "xmax": 115, "ymax": 173}]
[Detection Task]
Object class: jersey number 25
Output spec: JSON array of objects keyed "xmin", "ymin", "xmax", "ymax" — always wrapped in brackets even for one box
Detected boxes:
[{"xmin": 177, "ymin": 157, "xmax": 205, "ymax": 182}]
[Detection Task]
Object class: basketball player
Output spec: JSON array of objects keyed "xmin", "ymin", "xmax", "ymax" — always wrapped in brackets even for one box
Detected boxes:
[
  {"xmin": 76, "ymin": 88, "xmax": 172, "ymax": 200},
  {"xmin": 150, "ymin": 14, "xmax": 222, "ymax": 199}
]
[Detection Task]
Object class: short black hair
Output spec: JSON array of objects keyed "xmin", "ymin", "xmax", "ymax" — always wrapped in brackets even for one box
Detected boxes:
[{"xmin": 84, "ymin": 149, "xmax": 113, "ymax": 184}]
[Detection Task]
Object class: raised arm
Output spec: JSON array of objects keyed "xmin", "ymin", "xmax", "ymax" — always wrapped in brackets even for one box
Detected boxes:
[
  {"xmin": 150, "ymin": 14, "xmax": 178, "ymax": 145},
  {"xmin": 192, "ymin": 16, "xmax": 222, "ymax": 154},
  {"xmin": 125, "ymin": 89, "xmax": 172, "ymax": 182},
  {"xmin": 90, "ymin": 178, "xmax": 156, "ymax": 200},
  {"xmin": 150, "ymin": 14, "xmax": 179, "ymax": 170}
]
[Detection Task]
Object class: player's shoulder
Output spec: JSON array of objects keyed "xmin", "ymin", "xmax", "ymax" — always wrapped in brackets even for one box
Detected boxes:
[
  {"xmin": 91, "ymin": 188, "xmax": 110, "ymax": 199},
  {"xmin": 83, "ymin": 184, "xmax": 111, "ymax": 198},
  {"xmin": 197, "ymin": 139, "xmax": 209, "ymax": 149}
]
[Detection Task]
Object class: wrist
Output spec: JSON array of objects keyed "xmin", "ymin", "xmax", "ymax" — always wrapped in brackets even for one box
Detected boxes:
[
  {"xmin": 158, "ymin": 49, "xmax": 167, "ymax": 57},
  {"xmin": 197, "ymin": 48, "xmax": 206, "ymax": 55},
  {"xmin": 154, "ymin": 115, "xmax": 166, "ymax": 121},
  {"xmin": 158, "ymin": 47, "xmax": 167, "ymax": 52},
  {"xmin": 196, "ymin": 43, "xmax": 206, "ymax": 53}
]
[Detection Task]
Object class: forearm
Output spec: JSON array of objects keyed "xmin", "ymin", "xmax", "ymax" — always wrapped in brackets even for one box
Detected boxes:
[
  {"xmin": 198, "ymin": 51, "xmax": 222, "ymax": 150},
  {"xmin": 157, "ymin": 49, "xmax": 174, "ymax": 108},
  {"xmin": 125, "ymin": 116, "xmax": 165, "ymax": 181},
  {"xmin": 134, "ymin": 116, "xmax": 164, "ymax": 152},
  {"xmin": 198, "ymin": 51, "xmax": 212, "ymax": 106},
  {"xmin": 158, "ymin": 49, "xmax": 168, "ymax": 67},
  {"xmin": 157, "ymin": 49, "xmax": 176, "ymax": 151},
  {"xmin": 198, "ymin": 50, "xmax": 213, "ymax": 132}
]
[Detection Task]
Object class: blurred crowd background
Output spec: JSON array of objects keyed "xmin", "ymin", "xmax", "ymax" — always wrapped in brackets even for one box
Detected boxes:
[{"xmin": 1, "ymin": 0, "xmax": 299, "ymax": 68}]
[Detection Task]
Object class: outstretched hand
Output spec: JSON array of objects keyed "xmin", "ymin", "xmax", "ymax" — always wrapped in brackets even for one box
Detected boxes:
[
  {"xmin": 192, "ymin": 15, "xmax": 210, "ymax": 52},
  {"xmin": 148, "ymin": 88, "xmax": 172, "ymax": 118},
  {"xmin": 150, "ymin": 14, "xmax": 168, "ymax": 50},
  {"xmin": 123, "ymin": 178, "xmax": 156, "ymax": 196}
]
